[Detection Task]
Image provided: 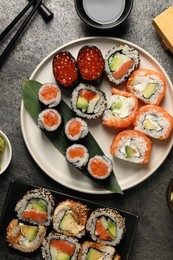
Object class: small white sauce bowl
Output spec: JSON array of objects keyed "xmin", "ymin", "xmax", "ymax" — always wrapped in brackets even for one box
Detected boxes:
[{"xmin": 0, "ymin": 131, "xmax": 12, "ymax": 175}]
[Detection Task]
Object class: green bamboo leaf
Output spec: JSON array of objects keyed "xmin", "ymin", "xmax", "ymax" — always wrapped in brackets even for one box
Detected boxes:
[{"xmin": 22, "ymin": 79, "xmax": 123, "ymax": 194}]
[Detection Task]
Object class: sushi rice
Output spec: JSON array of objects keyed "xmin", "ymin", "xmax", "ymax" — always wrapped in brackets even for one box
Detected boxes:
[{"xmin": 66, "ymin": 144, "xmax": 89, "ymax": 168}]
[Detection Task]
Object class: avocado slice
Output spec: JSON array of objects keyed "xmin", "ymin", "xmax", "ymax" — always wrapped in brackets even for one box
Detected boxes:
[
  {"xmin": 32, "ymin": 199, "xmax": 47, "ymax": 212},
  {"xmin": 59, "ymin": 213, "xmax": 74, "ymax": 231},
  {"xmin": 21, "ymin": 225, "xmax": 38, "ymax": 242},
  {"xmin": 56, "ymin": 252, "xmax": 70, "ymax": 260},
  {"xmin": 125, "ymin": 146, "xmax": 137, "ymax": 158},
  {"xmin": 143, "ymin": 119, "xmax": 159, "ymax": 130},
  {"xmin": 111, "ymin": 100, "xmax": 123, "ymax": 110},
  {"xmin": 76, "ymin": 96, "xmax": 88, "ymax": 109},
  {"xmin": 87, "ymin": 248, "xmax": 104, "ymax": 260},
  {"xmin": 108, "ymin": 221, "xmax": 116, "ymax": 238},
  {"xmin": 142, "ymin": 83, "xmax": 157, "ymax": 98}
]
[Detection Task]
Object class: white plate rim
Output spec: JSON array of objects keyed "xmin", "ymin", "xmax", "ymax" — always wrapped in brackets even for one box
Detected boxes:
[{"xmin": 20, "ymin": 36, "xmax": 173, "ymax": 194}]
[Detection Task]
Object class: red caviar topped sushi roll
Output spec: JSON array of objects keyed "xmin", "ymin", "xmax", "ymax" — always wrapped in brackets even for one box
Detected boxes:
[
  {"xmin": 65, "ymin": 117, "xmax": 89, "ymax": 141},
  {"xmin": 38, "ymin": 108, "xmax": 62, "ymax": 131},
  {"xmin": 77, "ymin": 45, "xmax": 105, "ymax": 85},
  {"xmin": 53, "ymin": 51, "xmax": 79, "ymax": 89},
  {"xmin": 87, "ymin": 155, "xmax": 113, "ymax": 179},
  {"xmin": 38, "ymin": 83, "xmax": 61, "ymax": 108},
  {"xmin": 102, "ymin": 88, "xmax": 138, "ymax": 129},
  {"xmin": 126, "ymin": 68, "xmax": 166, "ymax": 105},
  {"xmin": 66, "ymin": 144, "xmax": 89, "ymax": 168}
]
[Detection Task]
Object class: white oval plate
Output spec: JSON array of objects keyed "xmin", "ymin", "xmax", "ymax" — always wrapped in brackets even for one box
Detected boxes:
[{"xmin": 20, "ymin": 37, "xmax": 173, "ymax": 194}]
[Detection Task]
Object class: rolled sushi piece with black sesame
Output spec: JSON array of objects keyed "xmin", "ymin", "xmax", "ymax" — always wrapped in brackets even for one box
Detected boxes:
[
  {"xmin": 15, "ymin": 188, "xmax": 55, "ymax": 226},
  {"xmin": 105, "ymin": 44, "xmax": 140, "ymax": 86},
  {"xmin": 42, "ymin": 232, "xmax": 81, "ymax": 260},
  {"xmin": 66, "ymin": 144, "xmax": 89, "ymax": 169},
  {"xmin": 71, "ymin": 83, "xmax": 107, "ymax": 119},
  {"xmin": 87, "ymin": 155, "xmax": 113, "ymax": 179},
  {"xmin": 6, "ymin": 219, "xmax": 46, "ymax": 253},
  {"xmin": 53, "ymin": 199, "xmax": 89, "ymax": 238},
  {"xmin": 86, "ymin": 208, "xmax": 126, "ymax": 246},
  {"xmin": 78, "ymin": 241, "xmax": 115, "ymax": 260},
  {"xmin": 38, "ymin": 83, "xmax": 61, "ymax": 108},
  {"xmin": 65, "ymin": 117, "xmax": 89, "ymax": 141},
  {"xmin": 38, "ymin": 108, "xmax": 62, "ymax": 131}
]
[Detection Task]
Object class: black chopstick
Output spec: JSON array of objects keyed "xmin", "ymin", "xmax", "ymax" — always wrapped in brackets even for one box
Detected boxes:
[
  {"xmin": 0, "ymin": 0, "xmax": 43, "ymax": 68},
  {"xmin": 0, "ymin": 0, "xmax": 38, "ymax": 42}
]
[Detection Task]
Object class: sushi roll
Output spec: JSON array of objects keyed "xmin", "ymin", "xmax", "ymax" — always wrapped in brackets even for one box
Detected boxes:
[
  {"xmin": 77, "ymin": 45, "xmax": 105, "ymax": 85},
  {"xmin": 86, "ymin": 208, "xmax": 126, "ymax": 247},
  {"xmin": 65, "ymin": 117, "xmax": 89, "ymax": 141},
  {"xmin": 105, "ymin": 44, "xmax": 140, "ymax": 86},
  {"xmin": 110, "ymin": 130, "xmax": 152, "ymax": 164},
  {"xmin": 78, "ymin": 241, "xmax": 115, "ymax": 260},
  {"xmin": 52, "ymin": 199, "xmax": 89, "ymax": 238},
  {"xmin": 133, "ymin": 104, "xmax": 173, "ymax": 140},
  {"xmin": 71, "ymin": 83, "xmax": 107, "ymax": 119},
  {"xmin": 53, "ymin": 51, "xmax": 79, "ymax": 89},
  {"xmin": 87, "ymin": 155, "xmax": 113, "ymax": 179},
  {"xmin": 38, "ymin": 83, "xmax": 61, "ymax": 108},
  {"xmin": 38, "ymin": 108, "xmax": 62, "ymax": 131},
  {"xmin": 15, "ymin": 188, "xmax": 55, "ymax": 226},
  {"xmin": 6, "ymin": 219, "xmax": 46, "ymax": 253},
  {"xmin": 102, "ymin": 88, "xmax": 138, "ymax": 129},
  {"xmin": 66, "ymin": 144, "xmax": 89, "ymax": 168},
  {"xmin": 42, "ymin": 232, "xmax": 81, "ymax": 260},
  {"xmin": 126, "ymin": 68, "xmax": 166, "ymax": 105}
]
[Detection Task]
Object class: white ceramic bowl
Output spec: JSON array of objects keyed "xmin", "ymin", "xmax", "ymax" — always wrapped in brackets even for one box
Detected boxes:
[{"xmin": 0, "ymin": 131, "xmax": 12, "ymax": 174}]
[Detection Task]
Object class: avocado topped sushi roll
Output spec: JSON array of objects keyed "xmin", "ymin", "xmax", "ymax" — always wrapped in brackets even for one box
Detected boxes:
[
  {"xmin": 105, "ymin": 44, "xmax": 140, "ymax": 85},
  {"xmin": 15, "ymin": 188, "xmax": 55, "ymax": 226},
  {"xmin": 78, "ymin": 241, "xmax": 116, "ymax": 260},
  {"xmin": 71, "ymin": 83, "xmax": 107, "ymax": 119},
  {"xmin": 77, "ymin": 45, "xmax": 105, "ymax": 85},
  {"xmin": 53, "ymin": 199, "xmax": 89, "ymax": 238},
  {"xmin": 42, "ymin": 232, "xmax": 81, "ymax": 260},
  {"xmin": 6, "ymin": 219, "xmax": 46, "ymax": 253},
  {"xmin": 38, "ymin": 83, "xmax": 61, "ymax": 108},
  {"xmin": 133, "ymin": 105, "xmax": 173, "ymax": 140},
  {"xmin": 110, "ymin": 130, "xmax": 152, "ymax": 164},
  {"xmin": 126, "ymin": 68, "xmax": 166, "ymax": 105},
  {"xmin": 102, "ymin": 88, "xmax": 138, "ymax": 129},
  {"xmin": 86, "ymin": 208, "xmax": 126, "ymax": 247}
]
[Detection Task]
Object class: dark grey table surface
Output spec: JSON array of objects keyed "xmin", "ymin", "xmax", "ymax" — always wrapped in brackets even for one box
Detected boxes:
[{"xmin": 0, "ymin": 0, "xmax": 173, "ymax": 259}]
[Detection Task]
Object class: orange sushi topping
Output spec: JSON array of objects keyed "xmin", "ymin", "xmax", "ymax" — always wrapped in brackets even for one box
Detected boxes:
[
  {"xmin": 50, "ymin": 239, "xmax": 76, "ymax": 256},
  {"xmin": 67, "ymin": 119, "xmax": 82, "ymax": 136},
  {"xmin": 68, "ymin": 147, "xmax": 85, "ymax": 158},
  {"xmin": 43, "ymin": 111, "xmax": 59, "ymax": 127},
  {"xmin": 89, "ymin": 158, "xmax": 109, "ymax": 177},
  {"xmin": 22, "ymin": 210, "xmax": 48, "ymax": 223},
  {"xmin": 79, "ymin": 89, "xmax": 98, "ymax": 101},
  {"xmin": 40, "ymin": 85, "xmax": 59, "ymax": 100},
  {"xmin": 95, "ymin": 218, "xmax": 111, "ymax": 240},
  {"xmin": 112, "ymin": 59, "xmax": 134, "ymax": 80}
]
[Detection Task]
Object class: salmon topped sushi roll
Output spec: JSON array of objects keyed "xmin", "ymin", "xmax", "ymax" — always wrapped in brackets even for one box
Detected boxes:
[
  {"xmin": 42, "ymin": 232, "xmax": 81, "ymax": 260},
  {"xmin": 66, "ymin": 144, "xmax": 89, "ymax": 168},
  {"xmin": 53, "ymin": 199, "xmax": 89, "ymax": 238},
  {"xmin": 110, "ymin": 130, "xmax": 152, "ymax": 164},
  {"xmin": 133, "ymin": 105, "xmax": 173, "ymax": 140},
  {"xmin": 38, "ymin": 108, "xmax": 62, "ymax": 131},
  {"xmin": 102, "ymin": 88, "xmax": 138, "ymax": 129},
  {"xmin": 87, "ymin": 155, "xmax": 113, "ymax": 179},
  {"xmin": 65, "ymin": 117, "xmax": 89, "ymax": 141},
  {"xmin": 105, "ymin": 44, "xmax": 140, "ymax": 85},
  {"xmin": 38, "ymin": 83, "xmax": 61, "ymax": 108},
  {"xmin": 126, "ymin": 68, "xmax": 166, "ymax": 105}
]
